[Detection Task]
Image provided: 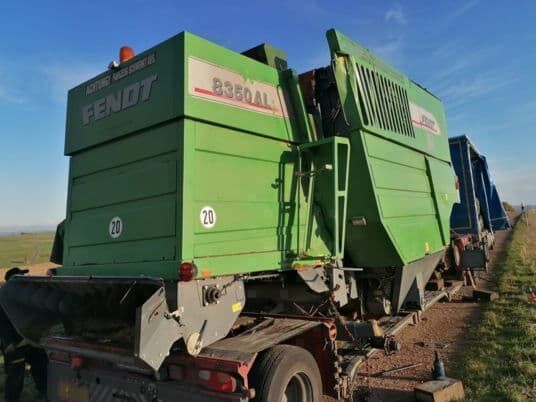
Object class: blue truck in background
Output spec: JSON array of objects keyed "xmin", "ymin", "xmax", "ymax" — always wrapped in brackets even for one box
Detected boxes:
[{"xmin": 449, "ymin": 135, "xmax": 511, "ymax": 272}]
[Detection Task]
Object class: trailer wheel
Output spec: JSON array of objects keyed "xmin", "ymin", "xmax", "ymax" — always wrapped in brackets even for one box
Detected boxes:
[
  {"xmin": 451, "ymin": 241, "xmax": 461, "ymax": 268},
  {"xmin": 450, "ymin": 241, "xmax": 463, "ymax": 279},
  {"xmin": 251, "ymin": 345, "xmax": 322, "ymax": 402}
]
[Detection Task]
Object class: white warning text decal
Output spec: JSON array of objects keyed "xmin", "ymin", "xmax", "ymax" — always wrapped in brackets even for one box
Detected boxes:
[{"xmin": 409, "ymin": 102, "xmax": 441, "ymax": 135}]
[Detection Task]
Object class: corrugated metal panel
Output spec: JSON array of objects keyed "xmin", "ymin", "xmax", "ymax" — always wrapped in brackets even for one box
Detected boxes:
[{"xmin": 355, "ymin": 63, "xmax": 415, "ymax": 138}]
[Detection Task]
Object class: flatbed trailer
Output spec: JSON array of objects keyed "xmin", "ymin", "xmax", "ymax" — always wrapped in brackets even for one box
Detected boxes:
[
  {"xmin": 47, "ymin": 313, "xmax": 340, "ymax": 401},
  {"xmin": 336, "ymin": 280, "xmax": 463, "ymax": 380},
  {"xmin": 45, "ymin": 281, "xmax": 463, "ymax": 402}
]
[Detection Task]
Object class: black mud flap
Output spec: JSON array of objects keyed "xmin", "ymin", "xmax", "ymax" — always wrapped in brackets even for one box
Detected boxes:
[
  {"xmin": 461, "ymin": 248, "xmax": 488, "ymax": 271},
  {"xmin": 0, "ymin": 276, "xmax": 178, "ymax": 370},
  {"xmin": 0, "ymin": 276, "xmax": 161, "ymax": 341},
  {"xmin": 0, "ymin": 275, "xmax": 245, "ymax": 371}
]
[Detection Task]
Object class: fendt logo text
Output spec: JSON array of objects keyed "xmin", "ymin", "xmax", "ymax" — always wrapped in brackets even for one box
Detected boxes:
[{"xmin": 81, "ymin": 75, "xmax": 157, "ymax": 125}]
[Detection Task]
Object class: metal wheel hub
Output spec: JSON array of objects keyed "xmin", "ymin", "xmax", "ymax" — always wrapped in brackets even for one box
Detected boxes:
[{"xmin": 282, "ymin": 372, "xmax": 313, "ymax": 402}]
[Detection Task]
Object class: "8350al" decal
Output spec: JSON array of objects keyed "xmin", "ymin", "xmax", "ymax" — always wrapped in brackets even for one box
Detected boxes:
[
  {"xmin": 212, "ymin": 77, "xmax": 271, "ymax": 109},
  {"xmin": 188, "ymin": 57, "xmax": 288, "ymax": 117}
]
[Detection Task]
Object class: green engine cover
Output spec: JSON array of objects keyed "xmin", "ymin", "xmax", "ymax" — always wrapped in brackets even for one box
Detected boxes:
[
  {"xmin": 326, "ymin": 29, "xmax": 459, "ymax": 267},
  {"xmin": 60, "ymin": 32, "xmax": 330, "ymax": 279},
  {"xmin": 58, "ymin": 29, "xmax": 457, "ymax": 280}
]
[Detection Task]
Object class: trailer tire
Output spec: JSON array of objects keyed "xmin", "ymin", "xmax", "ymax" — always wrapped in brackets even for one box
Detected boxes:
[
  {"xmin": 452, "ymin": 243, "xmax": 461, "ymax": 269},
  {"xmin": 250, "ymin": 345, "xmax": 322, "ymax": 402}
]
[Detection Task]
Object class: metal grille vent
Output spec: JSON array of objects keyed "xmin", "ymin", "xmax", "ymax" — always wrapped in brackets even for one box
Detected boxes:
[{"xmin": 354, "ymin": 64, "xmax": 415, "ymax": 138}]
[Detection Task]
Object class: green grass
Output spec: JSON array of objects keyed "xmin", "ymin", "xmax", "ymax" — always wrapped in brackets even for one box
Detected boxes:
[
  {"xmin": 1, "ymin": 232, "xmax": 53, "ymax": 401},
  {"xmin": 0, "ymin": 232, "xmax": 54, "ymax": 270},
  {"xmin": 452, "ymin": 211, "xmax": 536, "ymax": 401}
]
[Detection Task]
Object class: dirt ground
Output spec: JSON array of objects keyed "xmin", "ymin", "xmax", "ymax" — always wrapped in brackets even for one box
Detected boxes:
[{"xmin": 348, "ymin": 218, "xmax": 517, "ymax": 401}]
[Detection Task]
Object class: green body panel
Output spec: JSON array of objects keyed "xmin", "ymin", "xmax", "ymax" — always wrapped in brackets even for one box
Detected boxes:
[
  {"xmin": 184, "ymin": 119, "xmax": 329, "ymax": 275},
  {"xmin": 61, "ymin": 32, "xmax": 329, "ymax": 278},
  {"xmin": 326, "ymin": 29, "xmax": 458, "ymax": 266},
  {"xmin": 241, "ymin": 43, "xmax": 289, "ymax": 71}
]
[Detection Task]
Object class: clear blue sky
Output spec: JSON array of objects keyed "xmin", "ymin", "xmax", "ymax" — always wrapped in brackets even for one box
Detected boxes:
[{"xmin": 0, "ymin": 0, "xmax": 534, "ymax": 229}]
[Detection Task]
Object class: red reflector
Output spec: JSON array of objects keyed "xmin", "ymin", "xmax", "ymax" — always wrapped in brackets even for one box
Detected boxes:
[
  {"xmin": 71, "ymin": 356, "xmax": 84, "ymax": 369},
  {"xmin": 119, "ymin": 46, "xmax": 135, "ymax": 63},
  {"xmin": 50, "ymin": 351, "xmax": 69, "ymax": 363},
  {"xmin": 179, "ymin": 262, "xmax": 197, "ymax": 281},
  {"xmin": 198, "ymin": 370, "xmax": 237, "ymax": 393}
]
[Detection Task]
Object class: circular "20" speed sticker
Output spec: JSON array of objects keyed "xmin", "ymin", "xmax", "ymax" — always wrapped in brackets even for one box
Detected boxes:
[
  {"xmin": 109, "ymin": 216, "xmax": 123, "ymax": 238},
  {"xmin": 200, "ymin": 206, "xmax": 216, "ymax": 229}
]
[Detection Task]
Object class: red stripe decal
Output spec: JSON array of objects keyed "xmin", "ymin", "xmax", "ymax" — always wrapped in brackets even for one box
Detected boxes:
[
  {"xmin": 411, "ymin": 119, "xmax": 438, "ymax": 133},
  {"xmin": 194, "ymin": 87, "xmax": 213, "ymax": 96}
]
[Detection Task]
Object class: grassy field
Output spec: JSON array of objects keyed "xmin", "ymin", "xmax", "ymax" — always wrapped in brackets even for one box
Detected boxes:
[
  {"xmin": 0, "ymin": 232, "xmax": 54, "ymax": 270},
  {"xmin": 453, "ymin": 211, "xmax": 536, "ymax": 401},
  {"xmin": 0, "ymin": 232, "xmax": 53, "ymax": 400}
]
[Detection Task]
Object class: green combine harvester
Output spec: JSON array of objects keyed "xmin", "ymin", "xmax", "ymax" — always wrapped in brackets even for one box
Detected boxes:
[{"xmin": 0, "ymin": 29, "xmax": 458, "ymax": 402}]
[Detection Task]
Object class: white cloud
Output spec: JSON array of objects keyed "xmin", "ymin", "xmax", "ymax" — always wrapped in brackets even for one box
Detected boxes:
[
  {"xmin": 296, "ymin": 46, "xmax": 330, "ymax": 72},
  {"xmin": 434, "ymin": 58, "xmax": 474, "ymax": 81},
  {"xmin": 385, "ymin": 5, "xmax": 407, "ymax": 25},
  {"xmin": 372, "ymin": 36, "xmax": 404, "ymax": 60},
  {"xmin": 430, "ymin": 43, "xmax": 501, "ymax": 85},
  {"xmin": 432, "ymin": 42, "xmax": 460, "ymax": 59},
  {"xmin": 439, "ymin": 72, "xmax": 515, "ymax": 103},
  {"xmin": 491, "ymin": 165, "xmax": 536, "ymax": 205},
  {"xmin": 284, "ymin": 0, "xmax": 328, "ymax": 19},
  {"xmin": 447, "ymin": 0, "xmax": 480, "ymax": 21},
  {"xmin": 0, "ymin": 83, "xmax": 24, "ymax": 104},
  {"xmin": 41, "ymin": 63, "xmax": 101, "ymax": 101}
]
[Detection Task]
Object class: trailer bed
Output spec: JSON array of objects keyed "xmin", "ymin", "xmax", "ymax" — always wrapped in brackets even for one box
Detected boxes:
[{"xmin": 340, "ymin": 281, "xmax": 464, "ymax": 378}]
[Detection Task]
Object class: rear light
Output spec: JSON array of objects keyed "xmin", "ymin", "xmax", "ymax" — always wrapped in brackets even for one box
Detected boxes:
[
  {"xmin": 455, "ymin": 176, "xmax": 460, "ymax": 190},
  {"xmin": 201, "ymin": 269, "xmax": 213, "ymax": 279},
  {"xmin": 179, "ymin": 262, "xmax": 198, "ymax": 281},
  {"xmin": 49, "ymin": 351, "xmax": 70, "ymax": 364},
  {"xmin": 198, "ymin": 370, "xmax": 237, "ymax": 393},
  {"xmin": 71, "ymin": 356, "xmax": 84, "ymax": 369},
  {"xmin": 119, "ymin": 46, "xmax": 135, "ymax": 63}
]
